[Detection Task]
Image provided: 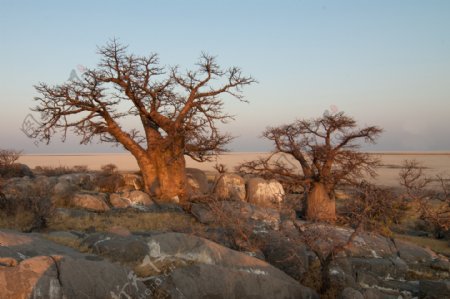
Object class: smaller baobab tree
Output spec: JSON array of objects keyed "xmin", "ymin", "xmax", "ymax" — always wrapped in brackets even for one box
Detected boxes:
[
  {"xmin": 238, "ymin": 112, "xmax": 382, "ymax": 222},
  {"xmin": 31, "ymin": 40, "xmax": 255, "ymax": 201}
]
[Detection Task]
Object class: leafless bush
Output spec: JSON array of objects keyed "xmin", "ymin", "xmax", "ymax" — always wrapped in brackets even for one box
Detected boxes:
[
  {"xmin": 208, "ymin": 199, "xmax": 256, "ymax": 250},
  {"xmin": 0, "ymin": 149, "xmax": 29, "ymax": 178},
  {"xmin": 0, "ymin": 149, "xmax": 22, "ymax": 167},
  {"xmin": 399, "ymin": 160, "xmax": 450, "ymax": 238},
  {"xmin": 101, "ymin": 163, "xmax": 119, "ymax": 175},
  {"xmin": 340, "ymin": 181, "xmax": 408, "ymax": 235},
  {"xmin": 293, "ymin": 222, "xmax": 362, "ymax": 296},
  {"xmin": 213, "ymin": 163, "xmax": 228, "ymax": 174}
]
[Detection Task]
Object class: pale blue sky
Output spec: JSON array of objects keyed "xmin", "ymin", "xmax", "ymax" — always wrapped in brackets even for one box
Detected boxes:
[{"xmin": 0, "ymin": 0, "xmax": 449, "ymax": 153}]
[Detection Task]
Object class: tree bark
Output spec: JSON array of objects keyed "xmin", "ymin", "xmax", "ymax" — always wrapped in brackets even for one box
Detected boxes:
[
  {"xmin": 305, "ymin": 182, "xmax": 336, "ymax": 222},
  {"xmin": 153, "ymin": 145, "xmax": 187, "ymax": 201},
  {"xmin": 135, "ymin": 153, "xmax": 157, "ymax": 195}
]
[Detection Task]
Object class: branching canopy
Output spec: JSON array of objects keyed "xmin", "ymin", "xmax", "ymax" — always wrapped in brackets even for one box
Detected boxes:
[
  {"xmin": 33, "ymin": 39, "xmax": 255, "ymax": 162},
  {"xmin": 238, "ymin": 112, "xmax": 382, "ymax": 191}
]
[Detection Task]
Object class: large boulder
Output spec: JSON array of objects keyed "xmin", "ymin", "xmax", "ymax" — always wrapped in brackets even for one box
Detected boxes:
[
  {"xmin": 109, "ymin": 190, "xmax": 154, "ymax": 209},
  {"xmin": 246, "ymin": 177, "xmax": 285, "ymax": 207},
  {"xmin": 186, "ymin": 168, "xmax": 209, "ymax": 196},
  {"xmin": 213, "ymin": 173, "xmax": 246, "ymax": 201},
  {"xmin": 52, "ymin": 180, "xmax": 78, "ymax": 205},
  {"xmin": 70, "ymin": 192, "xmax": 110, "ymax": 212},
  {"xmin": 58, "ymin": 173, "xmax": 93, "ymax": 189}
]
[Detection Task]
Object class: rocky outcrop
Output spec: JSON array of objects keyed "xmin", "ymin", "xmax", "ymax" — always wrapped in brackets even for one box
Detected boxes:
[
  {"xmin": 213, "ymin": 173, "xmax": 246, "ymax": 201},
  {"xmin": 246, "ymin": 177, "xmax": 285, "ymax": 206},
  {"xmin": 78, "ymin": 231, "xmax": 318, "ymax": 298}
]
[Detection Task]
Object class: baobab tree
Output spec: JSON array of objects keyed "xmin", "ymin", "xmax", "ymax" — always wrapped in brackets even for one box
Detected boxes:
[
  {"xmin": 32, "ymin": 40, "xmax": 255, "ymax": 201},
  {"xmin": 238, "ymin": 112, "xmax": 382, "ymax": 221}
]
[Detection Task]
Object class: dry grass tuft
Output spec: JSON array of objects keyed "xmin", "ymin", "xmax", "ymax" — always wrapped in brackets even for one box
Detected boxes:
[
  {"xmin": 43, "ymin": 235, "xmax": 90, "ymax": 253},
  {"xmin": 48, "ymin": 209, "xmax": 204, "ymax": 233}
]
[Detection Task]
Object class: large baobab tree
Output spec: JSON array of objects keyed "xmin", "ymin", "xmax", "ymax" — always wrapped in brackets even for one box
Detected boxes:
[
  {"xmin": 32, "ymin": 40, "xmax": 255, "ymax": 201},
  {"xmin": 238, "ymin": 112, "xmax": 382, "ymax": 221}
]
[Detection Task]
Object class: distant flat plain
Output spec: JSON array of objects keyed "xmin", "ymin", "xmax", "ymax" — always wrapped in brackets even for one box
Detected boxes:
[{"xmin": 19, "ymin": 152, "xmax": 450, "ymax": 187}]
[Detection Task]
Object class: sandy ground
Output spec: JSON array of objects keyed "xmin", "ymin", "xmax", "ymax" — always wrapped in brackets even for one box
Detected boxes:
[{"xmin": 19, "ymin": 152, "xmax": 450, "ymax": 187}]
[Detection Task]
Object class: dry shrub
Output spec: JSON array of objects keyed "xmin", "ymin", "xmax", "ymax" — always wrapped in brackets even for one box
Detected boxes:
[
  {"xmin": 101, "ymin": 163, "xmax": 118, "ymax": 175},
  {"xmin": 339, "ymin": 182, "xmax": 409, "ymax": 235},
  {"xmin": 0, "ymin": 182, "xmax": 54, "ymax": 232},
  {"xmin": 34, "ymin": 165, "xmax": 89, "ymax": 176},
  {"xmin": 0, "ymin": 149, "xmax": 22, "ymax": 167},
  {"xmin": 0, "ymin": 149, "xmax": 33, "ymax": 178},
  {"xmin": 94, "ymin": 164, "xmax": 125, "ymax": 193},
  {"xmin": 194, "ymin": 197, "xmax": 264, "ymax": 252},
  {"xmin": 49, "ymin": 209, "xmax": 201, "ymax": 233}
]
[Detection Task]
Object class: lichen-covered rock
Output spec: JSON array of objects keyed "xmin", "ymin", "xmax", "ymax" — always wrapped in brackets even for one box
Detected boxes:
[
  {"xmin": 213, "ymin": 173, "xmax": 246, "ymax": 201},
  {"xmin": 0, "ymin": 230, "xmax": 148, "ymax": 299},
  {"xmin": 246, "ymin": 177, "xmax": 285, "ymax": 206}
]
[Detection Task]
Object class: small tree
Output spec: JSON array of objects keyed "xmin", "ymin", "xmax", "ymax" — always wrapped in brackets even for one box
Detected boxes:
[
  {"xmin": 32, "ymin": 40, "xmax": 255, "ymax": 201},
  {"xmin": 238, "ymin": 112, "xmax": 382, "ymax": 221},
  {"xmin": 0, "ymin": 149, "xmax": 22, "ymax": 168},
  {"xmin": 0, "ymin": 149, "xmax": 23, "ymax": 178},
  {"xmin": 399, "ymin": 160, "xmax": 450, "ymax": 238}
]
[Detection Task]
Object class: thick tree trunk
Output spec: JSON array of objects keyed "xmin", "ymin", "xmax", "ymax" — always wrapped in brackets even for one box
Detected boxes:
[
  {"xmin": 133, "ymin": 136, "xmax": 187, "ymax": 202},
  {"xmin": 135, "ymin": 154, "xmax": 157, "ymax": 194},
  {"xmin": 305, "ymin": 182, "xmax": 336, "ymax": 222},
  {"xmin": 153, "ymin": 145, "xmax": 187, "ymax": 202}
]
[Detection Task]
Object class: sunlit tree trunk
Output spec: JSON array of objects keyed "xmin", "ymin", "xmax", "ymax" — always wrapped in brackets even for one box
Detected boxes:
[
  {"xmin": 153, "ymin": 139, "xmax": 187, "ymax": 201},
  {"xmin": 305, "ymin": 182, "xmax": 336, "ymax": 222}
]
